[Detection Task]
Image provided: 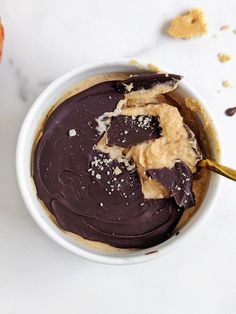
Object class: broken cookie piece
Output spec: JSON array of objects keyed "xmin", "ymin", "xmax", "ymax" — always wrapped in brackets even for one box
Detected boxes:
[
  {"xmin": 107, "ymin": 115, "xmax": 162, "ymax": 148},
  {"xmin": 146, "ymin": 162, "xmax": 195, "ymax": 209},
  {"xmin": 167, "ymin": 8, "xmax": 207, "ymax": 39}
]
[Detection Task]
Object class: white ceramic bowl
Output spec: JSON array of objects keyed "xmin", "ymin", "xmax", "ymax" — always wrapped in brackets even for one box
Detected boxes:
[{"xmin": 16, "ymin": 58, "xmax": 221, "ymax": 265}]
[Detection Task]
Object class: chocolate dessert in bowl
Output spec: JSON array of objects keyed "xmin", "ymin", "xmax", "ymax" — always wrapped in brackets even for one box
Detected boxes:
[{"xmin": 16, "ymin": 59, "xmax": 220, "ymax": 264}]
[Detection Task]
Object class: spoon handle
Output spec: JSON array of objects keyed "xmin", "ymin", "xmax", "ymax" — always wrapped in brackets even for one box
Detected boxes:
[{"xmin": 198, "ymin": 159, "xmax": 236, "ymax": 181}]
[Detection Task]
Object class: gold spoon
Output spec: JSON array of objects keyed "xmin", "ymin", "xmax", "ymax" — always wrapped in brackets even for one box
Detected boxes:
[{"xmin": 198, "ymin": 159, "xmax": 236, "ymax": 181}]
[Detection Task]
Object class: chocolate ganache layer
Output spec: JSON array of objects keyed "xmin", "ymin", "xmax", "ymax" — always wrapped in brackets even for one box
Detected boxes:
[
  {"xmin": 107, "ymin": 115, "xmax": 162, "ymax": 147},
  {"xmin": 33, "ymin": 73, "xmax": 201, "ymax": 249}
]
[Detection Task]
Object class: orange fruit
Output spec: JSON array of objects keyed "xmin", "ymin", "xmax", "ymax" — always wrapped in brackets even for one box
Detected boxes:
[{"xmin": 0, "ymin": 19, "xmax": 4, "ymax": 61}]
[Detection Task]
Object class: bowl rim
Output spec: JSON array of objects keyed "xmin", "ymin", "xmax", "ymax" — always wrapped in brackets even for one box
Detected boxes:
[{"xmin": 16, "ymin": 58, "xmax": 221, "ymax": 265}]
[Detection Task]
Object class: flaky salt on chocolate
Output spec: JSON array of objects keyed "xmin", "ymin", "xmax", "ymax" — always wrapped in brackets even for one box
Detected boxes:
[
  {"xmin": 146, "ymin": 161, "xmax": 195, "ymax": 209},
  {"xmin": 68, "ymin": 129, "xmax": 77, "ymax": 137},
  {"xmin": 167, "ymin": 8, "xmax": 207, "ymax": 39},
  {"xmin": 107, "ymin": 115, "xmax": 162, "ymax": 148}
]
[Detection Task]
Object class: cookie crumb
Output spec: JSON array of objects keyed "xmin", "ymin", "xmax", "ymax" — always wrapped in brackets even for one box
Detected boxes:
[
  {"xmin": 167, "ymin": 8, "xmax": 207, "ymax": 39},
  {"xmin": 222, "ymin": 80, "xmax": 231, "ymax": 88},
  {"xmin": 218, "ymin": 53, "xmax": 231, "ymax": 63},
  {"xmin": 220, "ymin": 25, "xmax": 229, "ymax": 31}
]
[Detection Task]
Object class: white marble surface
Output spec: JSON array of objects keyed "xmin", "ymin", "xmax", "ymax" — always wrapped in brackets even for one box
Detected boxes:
[{"xmin": 1, "ymin": 0, "xmax": 236, "ymax": 313}]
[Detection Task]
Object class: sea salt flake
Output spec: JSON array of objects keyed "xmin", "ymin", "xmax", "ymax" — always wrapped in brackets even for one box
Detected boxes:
[
  {"xmin": 68, "ymin": 129, "xmax": 77, "ymax": 137},
  {"xmin": 96, "ymin": 174, "xmax": 101, "ymax": 180},
  {"xmin": 113, "ymin": 166, "xmax": 122, "ymax": 175}
]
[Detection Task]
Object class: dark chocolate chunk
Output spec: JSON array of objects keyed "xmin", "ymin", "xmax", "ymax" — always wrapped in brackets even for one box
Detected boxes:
[
  {"xmin": 107, "ymin": 115, "xmax": 162, "ymax": 147},
  {"xmin": 146, "ymin": 162, "xmax": 195, "ymax": 209},
  {"xmin": 116, "ymin": 73, "xmax": 183, "ymax": 93},
  {"xmin": 33, "ymin": 76, "xmax": 185, "ymax": 248}
]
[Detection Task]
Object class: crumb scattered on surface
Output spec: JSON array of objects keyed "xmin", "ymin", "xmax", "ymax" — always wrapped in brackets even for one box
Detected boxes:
[
  {"xmin": 167, "ymin": 8, "xmax": 207, "ymax": 39},
  {"xmin": 233, "ymin": 29, "xmax": 236, "ymax": 34},
  {"xmin": 222, "ymin": 80, "xmax": 231, "ymax": 88},
  {"xmin": 218, "ymin": 53, "xmax": 231, "ymax": 63},
  {"xmin": 220, "ymin": 25, "xmax": 229, "ymax": 31}
]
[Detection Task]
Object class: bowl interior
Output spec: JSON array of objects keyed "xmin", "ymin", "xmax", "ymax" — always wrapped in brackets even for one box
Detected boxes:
[{"xmin": 16, "ymin": 59, "xmax": 220, "ymax": 264}]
